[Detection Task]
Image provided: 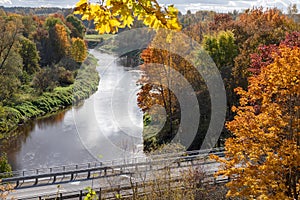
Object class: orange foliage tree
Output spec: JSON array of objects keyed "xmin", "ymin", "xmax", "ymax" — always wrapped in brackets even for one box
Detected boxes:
[
  {"xmin": 138, "ymin": 30, "xmax": 210, "ymax": 150},
  {"xmin": 53, "ymin": 23, "xmax": 71, "ymax": 58},
  {"xmin": 231, "ymin": 8, "xmax": 298, "ymax": 90},
  {"xmin": 212, "ymin": 45, "xmax": 300, "ymax": 199}
]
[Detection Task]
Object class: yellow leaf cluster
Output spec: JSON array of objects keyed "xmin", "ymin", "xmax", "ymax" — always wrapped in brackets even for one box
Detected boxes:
[{"xmin": 74, "ymin": 0, "xmax": 181, "ymax": 34}]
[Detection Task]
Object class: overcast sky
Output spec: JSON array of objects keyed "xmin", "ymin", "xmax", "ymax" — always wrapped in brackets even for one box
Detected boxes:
[{"xmin": 0, "ymin": 0, "xmax": 299, "ymax": 13}]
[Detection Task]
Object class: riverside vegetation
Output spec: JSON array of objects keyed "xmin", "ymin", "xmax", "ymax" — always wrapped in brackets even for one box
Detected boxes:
[{"xmin": 0, "ymin": 10, "xmax": 99, "ymax": 139}]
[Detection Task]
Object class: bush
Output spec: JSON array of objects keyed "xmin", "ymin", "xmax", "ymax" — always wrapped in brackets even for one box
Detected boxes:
[{"xmin": 0, "ymin": 153, "xmax": 12, "ymax": 178}]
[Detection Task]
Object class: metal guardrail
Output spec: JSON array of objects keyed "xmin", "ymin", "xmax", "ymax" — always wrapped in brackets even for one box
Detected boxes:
[
  {"xmin": 1, "ymin": 148, "xmax": 225, "ymax": 187},
  {"xmin": 0, "ymin": 147, "xmax": 224, "ymax": 177},
  {"xmin": 17, "ymin": 171, "xmax": 230, "ymax": 200}
]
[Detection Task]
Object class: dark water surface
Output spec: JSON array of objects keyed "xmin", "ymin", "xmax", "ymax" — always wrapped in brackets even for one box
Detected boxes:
[{"xmin": 1, "ymin": 50, "xmax": 143, "ymax": 170}]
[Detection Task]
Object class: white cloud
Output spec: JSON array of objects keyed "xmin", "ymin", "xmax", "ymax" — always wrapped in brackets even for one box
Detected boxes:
[
  {"xmin": 0, "ymin": 0, "xmax": 12, "ymax": 5},
  {"xmin": 160, "ymin": 0, "xmax": 300, "ymax": 13},
  {"xmin": 2, "ymin": 0, "xmax": 300, "ymax": 13}
]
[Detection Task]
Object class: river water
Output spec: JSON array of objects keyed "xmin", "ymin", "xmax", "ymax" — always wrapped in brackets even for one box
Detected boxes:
[{"xmin": 1, "ymin": 50, "xmax": 144, "ymax": 171}]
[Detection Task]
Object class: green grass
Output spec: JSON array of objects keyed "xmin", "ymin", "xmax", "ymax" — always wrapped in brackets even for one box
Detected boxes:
[{"xmin": 84, "ymin": 34, "xmax": 114, "ymax": 41}]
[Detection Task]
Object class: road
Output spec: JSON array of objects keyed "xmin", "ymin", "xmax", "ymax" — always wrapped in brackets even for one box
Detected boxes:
[{"xmin": 7, "ymin": 156, "xmax": 222, "ymax": 199}]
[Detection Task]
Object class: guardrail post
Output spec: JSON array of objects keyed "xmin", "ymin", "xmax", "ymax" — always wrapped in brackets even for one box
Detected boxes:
[
  {"xmin": 104, "ymin": 168, "xmax": 107, "ymax": 176},
  {"xmin": 53, "ymin": 175, "xmax": 56, "ymax": 183},
  {"xmin": 135, "ymin": 182, "xmax": 138, "ymax": 197},
  {"xmin": 50, "ymin": 168, "xmax": 52, "ymax": 173},
  {"xmin": 79, "ymin": 190, "xmax": 83, "ymax": 200},
  {"xmin": 22, "ymin": 171, "xmax": 25, "ymax": 176},
  {"xmin": 87, "ymin": 170, "xmax": 91, "ymax": 179},
  {"xmin": 39, "ymin": 196, "xmax": 42, "ymax": 200},
  {"xmin": 36, "ymin": 169, "xmax": 39, "ymax": 175},
  {"xmin": 98, "ymin": 188, "xmax": 102, "ymax": 199},
  {"xmin": 60, "ymin": 193, "xmax": 63, "ymax": 200},
  {"xmin": 16, "ymin": 180, "xmax": 19, "ymax": 188},
  {"xmin": 34, "ymin": 177, "xmax": 38, "ymax": 185},
  {"xmin": 70, "ymin": 173, "xmax": 74, "ymax": 181},
  {"xmin": 117, "ymin": 185, "xmax": 121, "ymax": 197}
]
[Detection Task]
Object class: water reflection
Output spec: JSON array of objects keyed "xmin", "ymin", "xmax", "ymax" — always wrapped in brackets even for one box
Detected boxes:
[
  {"xmin": 0, "ymin": 51, "xmax": 143, "ymax": 170},
  {"xmin": 35, "ymin": 110, "xmax": 67, "ymax": 129}
]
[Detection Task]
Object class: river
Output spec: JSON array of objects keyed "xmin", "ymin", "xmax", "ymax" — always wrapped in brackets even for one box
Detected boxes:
[{"xmin": 1, "ymin": 50, "xmax": 144, "ymax": 171}]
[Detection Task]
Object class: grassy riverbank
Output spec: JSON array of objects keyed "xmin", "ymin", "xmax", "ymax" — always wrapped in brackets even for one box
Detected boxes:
[{"xmin": 0, "ymin": 54, "xmax": 100, "ymax": 139}]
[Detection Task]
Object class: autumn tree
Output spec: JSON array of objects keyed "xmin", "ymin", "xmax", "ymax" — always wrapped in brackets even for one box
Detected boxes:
[
  {"xmin": 19, "ymin": 37, "xmax": 40, "ymax": 75},
  {"xmin": 0, "ymin": 153, "xmax": 12, "ymax": 177},
  {"xmin": 44, "ymin": 16, "xmax": 67, "ymax": 30},
  {"xmin": 202, "ymin": 30, "xmax": 237, "ymax": 73},
  {"xmin": 21, "ymin": 15, "xmax": 37, "ymax": 39},
  {"xmin": 0, "ymin": 8, "xmax": 6, "ymax": 17},
  {"xmin": 54, "ymin": 24, "xmax": 71, "ymax": 58},
  {"xmin": 46, "ymin": 23, "xmax": 71, "ymax": 64},
  {"xmin": 183, "ymin": 20, "xmax": 210, "ymax": 43},
  {"xmin": 0, "ymin": 16, "xmax": 23, "ymax": 101},
  {"xmin": 250, "ymin": 31, "xmax": 300, "ymax": 76},
  {"xmin": 0, "ymin": 15, "xmax": 23, "ymax": 69},
  {"xmin": 138, "ymin": 30, "xmax": 211, "ymax": 151},
  {"xmin": 32, "ymin": 67, "xmax": 58, "ymax": 92},
  {"xmin": 202, "ymin": 30, "xmax": 238, "ymax": 133},
  {"xmin": 70, "ymin": 37, "xmax": 87, "ymax": 63},
  {"xmin": 208, "ymin": 13, "xmax": 234, "ymax": 33},
  {"xmin": 66, "ymin": 14, "xmax": 85, "ymax": 38},
  {"xmin": 138, "ymin": 43, "xmax": 183, "ymax": 150},
  {"xmin": 231, "ymin": 8, "xmax": 298, "ymax": 90},
  {"xmin": 212, "ymin": 45, "xmax": 300, "ymax": 199}
]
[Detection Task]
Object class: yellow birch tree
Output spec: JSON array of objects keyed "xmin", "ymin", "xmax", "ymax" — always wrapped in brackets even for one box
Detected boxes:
[{"xmin": 70, "ymin": 37, "xmax": 87, "ymax": 63}]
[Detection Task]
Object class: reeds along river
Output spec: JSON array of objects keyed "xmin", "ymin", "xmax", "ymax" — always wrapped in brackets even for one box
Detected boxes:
[{"xmin": 1, "ymin": 50, "xmax": 144, "ymax": 171}]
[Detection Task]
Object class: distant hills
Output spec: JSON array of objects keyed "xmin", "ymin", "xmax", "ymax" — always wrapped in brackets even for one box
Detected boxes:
[{"xmin": 0, "ymin": 6, "xmax": 73, "ymax": 16}]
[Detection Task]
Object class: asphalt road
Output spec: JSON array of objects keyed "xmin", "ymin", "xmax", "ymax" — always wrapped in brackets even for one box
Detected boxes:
[{"xmin": 7, "ymin": 159, "xmax": 221, "ymax": 199}]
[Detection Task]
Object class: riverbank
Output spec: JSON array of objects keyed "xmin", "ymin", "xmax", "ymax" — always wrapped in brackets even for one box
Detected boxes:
[{"xmin": 0, "ymin": 54, "xmax": 100, "ymax": 139}]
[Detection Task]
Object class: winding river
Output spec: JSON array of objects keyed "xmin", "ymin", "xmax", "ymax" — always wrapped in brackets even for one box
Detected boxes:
[{"xmin": 1, "ymin": 50, "xmax": 144, "ymax": 171}]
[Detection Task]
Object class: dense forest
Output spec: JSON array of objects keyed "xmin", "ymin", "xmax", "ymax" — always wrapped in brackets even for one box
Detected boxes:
[
  {"xmin": 0, "ymin": 9, "xmax": 99, "ymax": 138},
  {"xmin": 137, "ymin": 7, "xmax": 300, "ymax": 152}
]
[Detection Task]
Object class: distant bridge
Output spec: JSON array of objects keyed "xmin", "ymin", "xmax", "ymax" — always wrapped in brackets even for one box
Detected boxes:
[{"xmin": 2, "ymin": 148, "xmax": 227, "ymax": 199}]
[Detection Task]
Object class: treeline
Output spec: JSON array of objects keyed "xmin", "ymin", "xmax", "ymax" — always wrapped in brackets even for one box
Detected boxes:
[
  {"xmin": 139, "ymin": 7, "xmax": 300, "ymax": 151},
  {"xmin": 0, "ymin": 6, "xmax": 72, "ymax": 16},
  {"xmin": 0, "ymin": 9, "xmax": 99, "ymax": 138}
]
